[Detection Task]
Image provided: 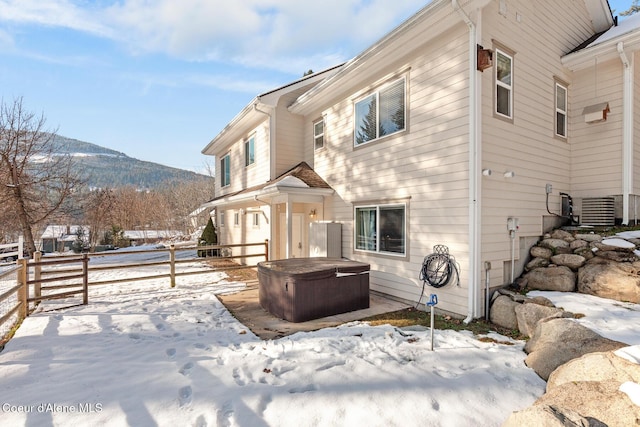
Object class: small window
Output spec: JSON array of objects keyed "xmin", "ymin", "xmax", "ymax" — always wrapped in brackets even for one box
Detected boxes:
[
  {"xmin": 252, "ymin": 212, "xmax": 260, "ymax": 227},
  {"xmin": 245, "ymin": 135, "xmax": 255, "ymax": 167},
  {"xmin": 314, "ymin": 119, "xmax": 324, "ymax": 150},
  {"xmin": 495, "ymin": 48, "xmax": 513, "ymax": 119},
  {"xmin": 354, "ymin": 77, "xmax": 406, "ymax": 146},
  {"xmin": 234, "ymin": 212, "xmax": 240, "ymax": 226},
  {"xmin": 220, "ymin": 154, "xmax": 231, "ymax": 187},
  {"xmin": 220, "ymin": 212, "xmax": 225, "ymax": 227},
  {"xmin": 354, "ymin": 203, "xmax": 406, "ymax": 255},
  {"xmin": 555, "ymin": 82, "xmax": 567, "ymax": 138}
]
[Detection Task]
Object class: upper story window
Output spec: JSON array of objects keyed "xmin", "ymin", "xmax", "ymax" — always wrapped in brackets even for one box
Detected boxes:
[
  {"xmin": 314, "ymin": 119, "xmax": 324, "ymax": 150},
  {"xmin": 354, "ymin": 203, "xmax": 406, "ymax": 256},
  {"xmin": 555, "ymin": 81, "xmax": 567, "ymax": 138},
  {"xmin": 354, "ymin": 77, "xmax": 406, "ymax": 146},
  {"xmin": 220, "ymin": 153, "xmax": 231, "ymax": 187},
  {"xmin": 495, "ymin": 48, "xmax": 513, "ymax": 120},
  {"xmin": 245, "ymin": 135, "xmax": 255, "ymax": 167}
]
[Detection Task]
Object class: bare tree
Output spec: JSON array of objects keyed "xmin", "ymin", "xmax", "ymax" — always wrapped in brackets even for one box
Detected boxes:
[
  {"xmin": 621, "ymin": 0, "xmax": 640, "ymax": 16},
  {"xmin": 0, "ymin": 97, "xmax": 84, "ymax": 256}
]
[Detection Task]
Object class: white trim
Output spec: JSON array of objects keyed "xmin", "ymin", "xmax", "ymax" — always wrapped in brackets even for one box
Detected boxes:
[
  {"xmin": 495, "ymin": 48, "xmax": 513, "ymax": 120},
  {"xmin": 353, "ymin": 202, "xmax": 407, "ymax": 257},
  {"xmin": 555, "ymin": 81, "xmax": 568, "ymax": 138},
  {"xmin": 353, "ymin": 76, "xmax": 406, "ymax": 147}
]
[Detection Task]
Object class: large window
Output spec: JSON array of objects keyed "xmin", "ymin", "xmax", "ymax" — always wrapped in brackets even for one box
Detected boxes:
[
  {"xmin": 245, "ymin": 135, "xmax": 255, "ymax": 166},
  {"xmin": 555, "ymin": 81, "xmax": 567, "ymax": 138},
  {"xmin": 314, "ymin": 119, "xmax": 324, "ymax": 150},
  {"xmin": 355, "ymin": 204, "xmax": 406, "ymax": 255},
  {"xmin": 354, "ymin": 77, "xmax": 406, "ymax": 146},
  {"xmin": 220, "ymin": 153, "xmax": 230, "ymax": 187},
  {"xmin": 495, "ymin": 48, "xmax": 513, "ymax": 119}
]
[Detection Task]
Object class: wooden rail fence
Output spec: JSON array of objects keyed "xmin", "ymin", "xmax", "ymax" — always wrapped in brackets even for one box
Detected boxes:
[{"xmin": 0, "ymin": 240, "xmax": 268, "ymax": 344}]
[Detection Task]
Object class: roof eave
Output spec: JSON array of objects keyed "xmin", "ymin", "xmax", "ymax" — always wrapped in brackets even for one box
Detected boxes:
[
  {"xmin": 562, "ymin": 29, "xmax": 640, "ymax": 71},
  {"xmin": 289, "ymin": 0, "xmax": 494, "ymax": 116},
  {"xmin": 202, "ymin": 186, "xmax": 334, "ymax": 209}
]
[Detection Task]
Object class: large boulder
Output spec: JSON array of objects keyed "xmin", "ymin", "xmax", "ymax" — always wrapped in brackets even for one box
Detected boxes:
[
  {"xmin": 547, "ymin": 350, "xmax": 640, "ymax": 390},
  {"xmin": 539, "ymin": 239, "xmax": 570, "ymax": 252},
  {"xmin": 550, "ymin": 254, "xmax": 586, "ymax": 271},
  {"xmin": 570, "ymin": 239, "xmax": 589, "ymax": 251},
  {"xmin": 575, "ymin": 233, "xmax": 603, "ymax": 243},
  {"xmin": 490, "ymin": 295, "xmax": 519, "ymax": 330},
  {"xmin": 514, "ymin": 303, "xmax": 567, "ymax": 338},
  {"xmin": 530, "ymin": 246, "xmax": 553, "ymax": 259},
  {"xmin": 502, "ymin": 404, "xmax": 607, "ymax": 427},
  {"xmin": 524, "ymin": 318, "xmax": 626, "ymax": 380},
  {"xmin": 524, "ymin": 266, "xmax": 576, "ymax": 292},
  {"xmin": 577, "ymin": 258, "xmax": 640, "ymax": 303},
  {"xmin": 551, "ymin": 229, "xmax": 575, "ymax": 242},
  {"xmin": 535, "ymin": 380, "xmax": 640, "ymax": 427},
  {"xmin": 525, "ymin": 257, "xmax": 550, "ymax": 272}
]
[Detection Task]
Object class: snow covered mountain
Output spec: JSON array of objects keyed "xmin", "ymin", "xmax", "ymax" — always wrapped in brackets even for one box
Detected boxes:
[{"xmin": 52, "ymin": 135, "xmax": 208, "ymax": 189}]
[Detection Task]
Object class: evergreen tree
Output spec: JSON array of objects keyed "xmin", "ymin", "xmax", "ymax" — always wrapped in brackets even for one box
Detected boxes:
[
  {"xmin": 356, "ymin": 98, "xmax": 378, "ymax": 145},
  {"xmin": 198, "ymin": 217, "xmax": 218, "ymax": 257}
]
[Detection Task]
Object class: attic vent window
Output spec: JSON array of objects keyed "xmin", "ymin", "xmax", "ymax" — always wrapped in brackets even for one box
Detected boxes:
[{"xmin": 583, "ymin": 102, "xmax": 610, "ymax": 123}]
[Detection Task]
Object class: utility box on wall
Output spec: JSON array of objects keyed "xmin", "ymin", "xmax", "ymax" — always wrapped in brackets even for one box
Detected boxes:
[{"xmin": 309, "ymin": 222, "xmax": 342, "ymax": 258}]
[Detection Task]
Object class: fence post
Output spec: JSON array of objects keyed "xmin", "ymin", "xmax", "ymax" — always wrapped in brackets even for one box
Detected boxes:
[
  {"xmin": 264, "ymin": 239, "xmax": 269, "ymax": 261},
  {"xmin": 34, "ymin": 251, "xmax": 42, "ymax": 300},
  {"xmin": 18, "ymin": 235, "xmax": 24, "ymax": 259},
  {"xmin": 170, "ymin": 244, "xmax": 176, "ymax": 288},
  {"xmin": 18, "ymin": 259, "xmax": 27, "ymax": 319},
  {"xmin": 82, "ymin": 253, "xmax": 89, "ymax": 305}
]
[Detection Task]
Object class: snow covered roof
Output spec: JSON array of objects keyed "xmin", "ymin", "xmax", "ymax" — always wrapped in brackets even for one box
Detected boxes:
[
  {"xmin": 123, "ymin": 230, "xmax": 184, "ymax": 240},
  {"xmin": 587, "ymin": 12, "xmax": 640, "ymax": 48},
  {"xmin": 40, "ymin": 225, "xmax": 89, "ymax": 239}
]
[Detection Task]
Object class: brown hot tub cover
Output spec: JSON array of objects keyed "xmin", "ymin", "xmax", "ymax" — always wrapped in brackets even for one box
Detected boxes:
[{"xmin": 257, "ymin": 258, "xmax": 370, "ymax": 323}]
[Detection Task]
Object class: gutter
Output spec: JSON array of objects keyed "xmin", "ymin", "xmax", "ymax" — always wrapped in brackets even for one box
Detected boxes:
[
  {"xmin": 617, "ymin": 42, "xmax": 634, "ymax": 225},
  {"xmin": 452, "ymin": 0, "xmax": 481, "ymax": 324}
]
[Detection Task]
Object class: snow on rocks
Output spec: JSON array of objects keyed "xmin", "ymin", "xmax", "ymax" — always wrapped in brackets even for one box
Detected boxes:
[{"xmin": 519, "ymin": 229, "xmax": 640, "ymax": 304}]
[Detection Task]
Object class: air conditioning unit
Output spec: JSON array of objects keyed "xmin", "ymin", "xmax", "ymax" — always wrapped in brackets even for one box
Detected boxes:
[{"xmin": 581, "ymin": 197, "xmax": 615, "ymax": 226}]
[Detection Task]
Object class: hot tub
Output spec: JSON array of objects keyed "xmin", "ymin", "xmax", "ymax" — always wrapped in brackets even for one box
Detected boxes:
[{"xmin": 257, "ymin": 258, "xmax": 370, "ymax": 323}]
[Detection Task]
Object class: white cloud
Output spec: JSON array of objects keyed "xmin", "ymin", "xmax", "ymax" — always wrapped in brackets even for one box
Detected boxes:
[{"xmin": 0, "ymin": 0, "xmax": 427, "ymax": 71}]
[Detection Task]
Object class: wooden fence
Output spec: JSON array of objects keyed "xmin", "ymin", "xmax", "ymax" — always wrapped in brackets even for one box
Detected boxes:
[{"xmin": 0, "ymin": 241, "xmax": 268, "ymax": 344}]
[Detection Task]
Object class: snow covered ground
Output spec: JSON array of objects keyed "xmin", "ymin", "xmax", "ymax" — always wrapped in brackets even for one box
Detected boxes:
[{"xmin": 0, "ymin": 247, "xmax": 638, "ymax": 427}]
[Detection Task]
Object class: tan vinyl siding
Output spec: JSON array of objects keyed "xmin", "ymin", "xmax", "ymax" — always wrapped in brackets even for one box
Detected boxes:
[
  {"xmin": 214, "ymin": 120, "xmax": 270, "ymax": 197},
  {"xmin": 311, "ymin": 25, "xmax": 472, "ymax": 316},
  {"xmin": 480, "ymin": 0, "xmax": 596, "ymax": 285},
  {"xmin": 570, "ymin": 57, "xmax": 623, "ymax": 197},
  {"xmin": 274, "ymin": 89, "xmax": 315, "ymax": 177},
  {"xmin": 219, "ymin": 206, "xmax": 271, "ymax": 262}
]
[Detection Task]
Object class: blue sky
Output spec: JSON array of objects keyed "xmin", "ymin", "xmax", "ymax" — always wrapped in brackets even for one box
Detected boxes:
[{"xmin": 0, "ymin": 0, "xmax": 634, "ymax": 173}]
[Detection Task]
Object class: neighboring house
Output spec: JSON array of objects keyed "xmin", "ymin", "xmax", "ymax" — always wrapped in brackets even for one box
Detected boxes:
[
  {"xmin": 203, "ymin": 0, "xmax": 635, "ymax": 320},
  {"xmin": 41, "ymin": 225, "xmax": 90, "ymax": 253}
]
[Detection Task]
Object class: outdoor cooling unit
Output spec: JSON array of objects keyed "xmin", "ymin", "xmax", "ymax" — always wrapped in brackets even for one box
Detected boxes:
[{"xmin": 581, "ymin": 197, "xmax": 615, "ymax": 226}]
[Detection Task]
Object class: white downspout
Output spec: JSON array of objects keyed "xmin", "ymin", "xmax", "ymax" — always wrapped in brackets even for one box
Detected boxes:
[
  {"xmin": 617, "ymin": 42, "xmax": 633, "ymax": 225},
  {"xmin": 452, "ymin": 0, "xmax": 481, "ymax": 323},
  {"xmin": 254, "ymin": 103, "xmax": 278, "ymax": 256}
]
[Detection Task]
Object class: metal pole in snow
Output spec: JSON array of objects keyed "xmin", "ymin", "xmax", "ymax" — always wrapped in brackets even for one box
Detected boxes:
[{"xmin": 427, "ymin": 294, "xmax": 438, "ymax": 351}]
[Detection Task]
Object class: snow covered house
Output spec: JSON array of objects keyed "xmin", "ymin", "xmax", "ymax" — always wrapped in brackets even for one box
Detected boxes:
[
  {"xmin": 40, "ymin": 225, "xmax": 90, "ymax": 253},
  {"xmin": 203, "ymin": 0, "xmax": 638, "ymax": 319}
]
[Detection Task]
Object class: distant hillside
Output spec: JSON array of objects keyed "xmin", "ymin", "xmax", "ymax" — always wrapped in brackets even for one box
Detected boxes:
[{"xmin": 52, "ymin": 135, "xmax": 210, "ymax": 189}]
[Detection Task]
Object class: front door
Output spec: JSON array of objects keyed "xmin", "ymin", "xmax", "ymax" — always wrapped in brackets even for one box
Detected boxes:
[{"xmin": 279, "ymin": 213, "xmax": 305, "ymax": 258}]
